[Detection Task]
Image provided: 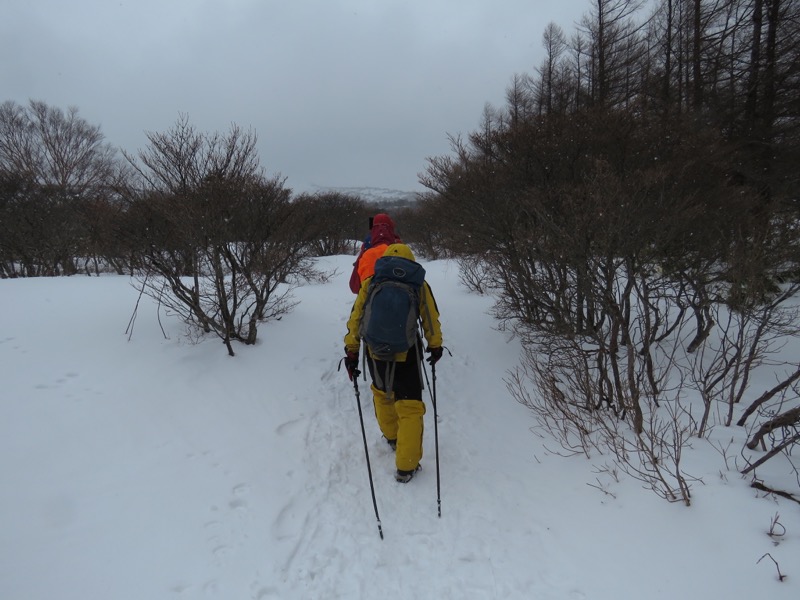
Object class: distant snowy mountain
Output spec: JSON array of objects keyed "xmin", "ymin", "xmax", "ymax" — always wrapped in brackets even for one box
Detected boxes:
[{"xmin": 308, "ymin": 185, "xmax": 420, "ymax": 207}]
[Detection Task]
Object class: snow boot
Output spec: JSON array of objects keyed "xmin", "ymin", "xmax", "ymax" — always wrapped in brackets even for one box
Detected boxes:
[
  {"xmin": 395, "ymin": 465, "xmax": 420, "ymax": 483},
  {"xmin": 385, "ymin": 437, "xmax": 397, "ymax": 451}
]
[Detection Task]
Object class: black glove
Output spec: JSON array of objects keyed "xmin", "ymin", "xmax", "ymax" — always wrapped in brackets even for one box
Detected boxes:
[
  {"xmin": 426, "ymin": 346, "xmax": 443, "ymax": 366},
  {"xmin": 344, "ymin": 349, "xmax": 360, "ymax": 380}
]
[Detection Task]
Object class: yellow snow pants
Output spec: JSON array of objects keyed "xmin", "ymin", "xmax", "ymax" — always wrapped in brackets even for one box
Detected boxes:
[{"xmin": 371, "ymin": 385, "xmax": 425, "ymax": 472}]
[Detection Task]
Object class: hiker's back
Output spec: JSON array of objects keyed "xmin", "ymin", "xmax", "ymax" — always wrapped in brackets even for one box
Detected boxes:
[{"xmin": 360, "ymin": 255, "xmax": 425, "ymax": 360}]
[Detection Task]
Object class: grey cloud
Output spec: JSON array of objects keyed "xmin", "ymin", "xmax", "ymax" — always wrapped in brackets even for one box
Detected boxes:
[{"xmin": 3, "ymin": 0, "xmax": 589, "ymax": 192}]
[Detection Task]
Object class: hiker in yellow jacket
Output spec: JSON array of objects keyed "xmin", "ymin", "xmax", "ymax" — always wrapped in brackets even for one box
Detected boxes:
[{"xmin": 343, "ymin": 244, "xmax": 443, "ymax": 483}]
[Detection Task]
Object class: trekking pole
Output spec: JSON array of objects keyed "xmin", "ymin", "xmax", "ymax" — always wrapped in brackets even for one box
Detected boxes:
[
  {"xmin": 420, "ymin": 350, "xmax": 442, "ymax": 518},
  {"xmin": 351, "ymin": 370, "xmax": 384, "ymax": 539},
  {"xmin": 431, "ymin": 362, "xmax": 441, "ymax": 518}
]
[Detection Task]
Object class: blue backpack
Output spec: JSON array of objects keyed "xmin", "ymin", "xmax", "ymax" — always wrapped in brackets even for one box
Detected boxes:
[{"xmin": 360, "ymin": 256, "xmax": 425, "ymax": 360}]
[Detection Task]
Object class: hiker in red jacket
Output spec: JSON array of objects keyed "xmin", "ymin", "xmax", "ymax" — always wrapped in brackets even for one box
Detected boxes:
[{"xmin": 348, "ymin": 213, "xmax": 402, "ymax": 294}]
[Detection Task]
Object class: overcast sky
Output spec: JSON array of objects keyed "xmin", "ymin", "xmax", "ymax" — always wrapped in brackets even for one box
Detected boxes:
[{"xmin": 3, "ymin": 0, "xmax": 591, "ymax": 193}]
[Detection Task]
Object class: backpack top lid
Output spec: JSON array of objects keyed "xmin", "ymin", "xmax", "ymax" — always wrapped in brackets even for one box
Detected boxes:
[
  {"xmin": 382, "ymin": 243, "xmax": 415, "ymax": 261},
  {"xmin": 373, "ymin": 244, "xmax": 423, "ymax": 288}
]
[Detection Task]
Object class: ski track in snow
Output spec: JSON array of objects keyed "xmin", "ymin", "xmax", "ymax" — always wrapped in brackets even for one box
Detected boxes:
[{"xmin": 242, "ymin": 258, "xmax": 583, "ymax": 599}]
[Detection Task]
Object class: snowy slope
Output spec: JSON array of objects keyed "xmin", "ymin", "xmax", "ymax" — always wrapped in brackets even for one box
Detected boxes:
[{"xmin": 1, "ymin": 255, "xmax": 798, "ymax": 600}]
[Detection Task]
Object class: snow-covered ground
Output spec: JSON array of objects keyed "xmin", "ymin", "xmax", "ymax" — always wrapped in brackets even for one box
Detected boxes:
[{"xmin": 1, "ymin": 254, "xmax": 798, "ymax": 599}]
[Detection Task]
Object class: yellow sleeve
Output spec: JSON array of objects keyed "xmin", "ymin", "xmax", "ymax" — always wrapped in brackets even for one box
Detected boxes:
[
  {"xmin": 420, "ymin": 281, "xmax": 443, "ymax": 349},
  {"xmin": 344, "ymin": 276, "xmax": 370, "ymax": 352}
]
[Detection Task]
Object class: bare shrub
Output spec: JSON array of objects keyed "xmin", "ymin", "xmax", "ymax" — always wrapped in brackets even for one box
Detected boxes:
[
  {"xmin": 457, "ymin": 254, "xmax": 497, "ymax": 295},
  {"xmin": 122, "ymin": 116, "xmax": 318, "ymax": 355},
  {"xmin": 0, "ymin": 100, "xmax": 124, "ymax": 277},
  {"xmin": 291, "ymin": 191, "xmax": 368, "ymax": 256},
  {"xmin": 419, "ymin": 0, "xmax": 800, "ymax": 504},
  {"xmin": 509, "ymin": 323, "xmax": 695, "ymax": 505}
]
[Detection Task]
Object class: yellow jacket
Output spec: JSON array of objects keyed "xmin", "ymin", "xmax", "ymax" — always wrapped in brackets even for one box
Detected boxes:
[{"xmin": 344, "ymin": 271, "xmax": 443, "ymax": 362}]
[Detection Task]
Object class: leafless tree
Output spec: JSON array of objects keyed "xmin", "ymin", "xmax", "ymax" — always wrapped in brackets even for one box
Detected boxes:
[
  {"xmin": 291, "ymin": 191, "xmax": 369, "ymax": 256},
  {"xmin": 0, "ymin": 100, "xmax": 124, "ymax": 277},
  {"xmin": 122, "ymin": 116, "xmax": 317, "ymax": 355},
  {"xmin": 417, "ymin": 0, "xmax": 800, "ymax": 501},
  {"xmin": 536, "ymin": 23, "xmax": 569, "ymax": 114},
  {"xmin": 0, "ymin": 100, "xmax": 118, "ymax": 191},
  {"xmin": 577, "ymin": 0, "xmax": 649, "ymax": 107}
]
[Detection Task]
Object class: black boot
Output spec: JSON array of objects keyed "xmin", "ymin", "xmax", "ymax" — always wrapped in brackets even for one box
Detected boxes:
[{"xmin": 395, "ymin": 465, "xmax": 420, "ymax": 483}]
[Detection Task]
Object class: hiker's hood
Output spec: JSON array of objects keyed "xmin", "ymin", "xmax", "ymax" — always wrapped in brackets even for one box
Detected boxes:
[
  {"xmin": 370, "ymin": 214, "xmax": 398, "ymax": 247},
  {"xmin": 372, "ymin": 213, "xmax": 394, "ymax": 228}
]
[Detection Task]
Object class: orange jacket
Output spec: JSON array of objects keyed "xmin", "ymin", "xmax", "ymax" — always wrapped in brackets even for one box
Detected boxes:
[
  {"xmin": 356, "ymin": 244, "xmax": 389, "ymax": 282},
  {"xmin": 348, "ymin": 214, "xmax": 401, "ymax": 293}
]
